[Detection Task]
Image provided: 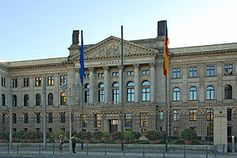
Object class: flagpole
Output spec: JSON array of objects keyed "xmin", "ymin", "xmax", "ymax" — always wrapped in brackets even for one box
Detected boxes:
[
  {"xmin": 120, "ymin": 25, "xmax": 124, "ymax": 151},
  {"xmin": 43, "ymin": 75, "xmax": 47, "ymax": 149},
  {"xmin": 165, "ymin": 76, "xmax": 168, "ymax": 151},
  {"xmin": 9, "ymin": 81, "xmax": 13, "ymax": 151},
  {"xmin": 80, "ymin": 30, "xmax": 85, "ymax": 150}
]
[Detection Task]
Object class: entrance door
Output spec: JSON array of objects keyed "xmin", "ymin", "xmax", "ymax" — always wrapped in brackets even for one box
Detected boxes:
[{"xmin": 109, "ymin": 119, "xmax": 118, "ymax": 133}]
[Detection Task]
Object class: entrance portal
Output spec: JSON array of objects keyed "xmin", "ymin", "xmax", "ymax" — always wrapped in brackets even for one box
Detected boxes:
[{"xmin": 109, "ymin": 119, "xmax": 118, "ymax": 133}]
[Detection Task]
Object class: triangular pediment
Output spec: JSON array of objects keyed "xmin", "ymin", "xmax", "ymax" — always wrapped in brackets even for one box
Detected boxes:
[{"xmin": 70, "ymin": 36, "xmax": 159, "ymax": 61}]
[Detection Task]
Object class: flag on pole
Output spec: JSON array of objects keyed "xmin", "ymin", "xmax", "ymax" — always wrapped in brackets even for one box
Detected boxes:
[
  {"xmin": 163, "ymin": 26, "xmax": 169, "ymax": 77},
  {"xmin": 80, "ymin": 30, "xmax": 85, "ymax": 84}
]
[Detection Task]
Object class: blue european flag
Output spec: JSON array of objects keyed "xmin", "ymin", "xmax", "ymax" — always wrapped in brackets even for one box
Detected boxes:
[{"xmin": 80, "ymin": 30, "xmax": 85, "ymax": 84}]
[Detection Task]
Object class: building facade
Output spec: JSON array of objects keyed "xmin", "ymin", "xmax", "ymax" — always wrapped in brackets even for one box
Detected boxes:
[{"xmin": 1, "ymin": 21, "xmax": 237, "ymax": 140}]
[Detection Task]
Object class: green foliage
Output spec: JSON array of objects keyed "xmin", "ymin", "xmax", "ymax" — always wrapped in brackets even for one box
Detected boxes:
[
  {"xmin": 180, "ymin": 128, "xmax": 197, "ymax": 140},
  {"xmin": 123, "ymin": 131, "xmax": 133, "ymax": 143},
  {"xmin": 145, "ymin": 130, "xmax": 160, "ymax": 141},
  {"xmin": 102, "ymin": 132, "xmax": 111, "ymax": 142},
  {"xmin": 131, "ymin": 131, "xmax": 141, "ymax": 140},
  {"xmin": 0, "ymin": 131, "xmax": 9, "ymax": 139},
  {"xmin": 112, "ymin": 131, "xmax": 123, "ymax": 140},
  {"xmin": 75, "ymin": 131, "xmax": 92, "ymax": 141},
  {"xmin": 92, "ymin": 131, "xmax": 103, "ymax": 142}
]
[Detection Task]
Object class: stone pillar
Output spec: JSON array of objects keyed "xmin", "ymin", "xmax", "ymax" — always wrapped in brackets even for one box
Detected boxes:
[
  {"xmin": 182, "ymin": 65, "xmax": 188, "ymax": 103},
  {"xmin": 104, "ymin": 66, "xmax": 109, "ymax": 104},
  {"xmin": 216, "ymin": 63, "xmax": 223, "ymax": 102},
  {"xmin": 0, "ymin": 74, "xmax": 2, "ymax": 106},
  {"xmin": 214, "ymin": 106, "xmax": 227, "ymax": 153},
  {"xmin": 89, "ymin": 67, "xmax": 94, "ymax": 105},
  {"xmin": 134, "ymin": 64, "xmax": 140, "ymax": 103},
  {"xmin": 30, "ymin": 76, "xmax": 34, "ymax": 107},
  {"xmin": 54, "ymin": 74, "xmax": 59, "ymax": 107},
  {"xmin": 199, "ymin": 64, "xmax": 205, "ymax": 102},
  {"xmin": 150, "ymin": 63, "xmax": 155, "ymax": 102}
]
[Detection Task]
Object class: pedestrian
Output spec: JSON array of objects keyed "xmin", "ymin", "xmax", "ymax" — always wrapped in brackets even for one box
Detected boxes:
[
  {"xmin": 71, "ymin": 136, "xmax": 76, "ymax": 153},
  {"xmin": 59, "ymin": 136, "xmax": 64, "ymax": 153}
]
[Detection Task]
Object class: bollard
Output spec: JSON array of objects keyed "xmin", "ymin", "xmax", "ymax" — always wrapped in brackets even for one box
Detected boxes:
[
  {"xmin": 8, "ymin": 143, "xmax": 9, "ymax": 153},
  {"xmin": 39, "ymin": 143, "xmax": 41, "ymax": 155},
  {"xmin": 17, "ymin": 143, "xmax": 19, "ymax": 153},
  {"xmin": 142, "ymin": 144, "xmax": 145, "ymax": 157},
  {"xmin": 184, "ymin": 146, "xmax": 186, "ymax": 158},
  {"xmin": 52, "ymin": 143, "xmax": 54, "ymax": 154},
  {"xmin": 104, "ymin": 144, "xmax": 107, "ymax": 156},
  {"xmin": 232, "ymin": 136, "xmax": 235, "ymax": 153},
  {"xmin": 86, "ymin": 144, "xmax": 88, "ymax": 155},
  {"xmin": 206, "ymin": 146, "xmax": 208, "ymax": 158},
  {"xmin": 123, "ymin": 144, "xmax": 125, "ymax": 156},
  {"xmin": 163, "ymin": 145, "xmax": 165, "ymax": 157}
]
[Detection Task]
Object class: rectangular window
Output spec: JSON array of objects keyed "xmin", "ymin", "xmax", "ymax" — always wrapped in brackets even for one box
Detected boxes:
[
  {"xmin": 224, "ymin": 64, "xmax": 233, "ymax": 75},
  {"xmin": 94, "ymin": 114, "xmax": 102, "ymax": 128},
  {"xmin": 12, "ymin": 78, "xmax": 18, "ymax": 88},
  {"xmin": 1, "ymin": 77, "xmax": 6, "ymax": 87},
  {"xmin": 23, "ymin": 78, "xmax": 29, "ymax": 87},
  {"xmin": 47, "ymin": 76, "xmax": 54, "ymax": 86},
  {"xmin": 125, "ymin": 113, "xmax": 132, "ymax": 128},
  {"xmin": 189, "ymin": 109, "xmax": 197, "ymax": 121},
  {"xmin": 140, "ymin": 113, "xmax": 149, "ymax": 127},
  {"xmin": 35, "ymin": 77, "xmax": 42, "ymax": 86},
  {"xmin": 24, "ymin": 113, "xmax": 28, "ymax": 123},
  {"xmin": 206, "ymin": 65, "xmax": 215, "ymax": 77},
  {"xmin": 2, "ymin": 113, "xmax": 6, "ymax": 124},
  {"xmin": 172, "ymin": 68, "xmax": 181, "ymax": 79},
  {"xmin": 60, "ymin": 112, "xmax": 66, "ymax": 123},
  {"xmin": 35, "ymin": 112, "xmax": 41, "ymax": 123},
  {"xmin": 60, "ymin": 75, "xmax": 67, "ymax": 86},
  {"xmin": 159, "ymin": 111, "xmax": 164, "ymax": 120},
  {"xmin": 13, "ymin": 113, "xmax": 17, "ymax": 124},
  {"xmin": 127, "ymin": 71, "xmax": 134, "ymax": 76},
  {"xmin": 206, "ymin": 109, "xmax": 214, "ymax": 121},
  {"xmin": 189, "ymin": 67, "xmax": 198, "ymax": 78},
  {"xmin": 173, "ymin": 109, "xmax": 180, "ymax": 121},
  {"xmin": 48, "ymin": 112, "xmax": 53, "ymax": 123}
]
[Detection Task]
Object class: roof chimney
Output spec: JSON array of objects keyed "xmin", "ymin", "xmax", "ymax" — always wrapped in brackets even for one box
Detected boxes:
[
  {"xmin": 72, "ymin": 30, "xmax": 79, "ymax": 45},
  {"xmin": 157, "ymin": 20, "xmax": 167, "ymax": 37}
]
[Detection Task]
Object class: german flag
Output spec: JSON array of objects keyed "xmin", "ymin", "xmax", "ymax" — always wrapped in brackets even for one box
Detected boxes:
[{"xmin": 163, "ymin": 30, "xmax": 169, "ymax": 77}]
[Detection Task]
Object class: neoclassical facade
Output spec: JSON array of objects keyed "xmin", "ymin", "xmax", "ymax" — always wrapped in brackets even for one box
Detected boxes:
[{"xmin": 1, "ymin": 22, "xmax": 237, "ymax": 140}]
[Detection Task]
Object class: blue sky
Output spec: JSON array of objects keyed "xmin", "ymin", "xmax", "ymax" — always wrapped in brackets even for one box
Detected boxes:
[{"xmin": 0, "ymin": 0, "xmax": 237, "ymax": 61}]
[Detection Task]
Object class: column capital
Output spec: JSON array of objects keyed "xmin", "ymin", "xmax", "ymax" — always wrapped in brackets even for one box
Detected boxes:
[
  {"xmin": 149, "ymin": 62, "xmax": 156, "ymax": 67},
  {"xmin": 103, "ymin": 66, "xmax": 110, "ymax": 71},
  {"xmin": 133, "ymin": 64, "xmax": 140, "ymax": 69},
  {"xmin": 89, "ymin": 67, "xmax": 95, "ymax": 72}
]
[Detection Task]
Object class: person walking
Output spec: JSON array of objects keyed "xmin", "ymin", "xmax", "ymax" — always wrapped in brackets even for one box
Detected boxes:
[{"xmin": 71, "ymin": 136, "xmax": 76, "ymax": 153}]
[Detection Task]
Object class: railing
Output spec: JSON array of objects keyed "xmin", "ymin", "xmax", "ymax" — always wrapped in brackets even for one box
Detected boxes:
[{"xmin": 0, "ymin": 143, "xmax": 217, "ymax": 158}]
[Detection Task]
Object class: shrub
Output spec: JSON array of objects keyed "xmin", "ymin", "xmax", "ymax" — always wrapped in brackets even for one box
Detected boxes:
[
  {"xmin": 112, "ymin": 131, "xmax": 123, "ymax": 140},
  {"xmin": 145, "ymin": 130, "xmax": 160, "ymax": 141},
  {"xmin": 180, "ymin": 128, "xmax": 197, "ymax": 140},
  {"xmin": 124, "ymin": 131, "xmax": 134, "ymax": 143},
  {"xmin": 102, "ymin": 132, "xmax": 111, "ymax": 142},
  {"xmin": 93, "ymin": 131, "xmax": 103, "ymax": 142},
  {"xmin": 76, "ymin": 131, "xmax": 92, "ymax": 142}
]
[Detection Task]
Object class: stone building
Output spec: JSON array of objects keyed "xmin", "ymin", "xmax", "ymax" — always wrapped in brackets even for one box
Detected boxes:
[{"xmin": 0, "ymin": 21, "xmax": 237, "ymax": 140}]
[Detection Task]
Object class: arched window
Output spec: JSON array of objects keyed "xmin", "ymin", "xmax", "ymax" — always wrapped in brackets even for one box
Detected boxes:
[
  {"xmin": 2, "ymin": 94, "xmax": 5, "ymax": 106},
  {"xmin": 206, "ymin": 85, "xmax": 214, "ymax": 100},
  {"xmin": 172, "ymin": 87, "xmax": 181, "ymax": 101},
  {"xmin": 225, "ymin": 84, "xmax": 232, "ymax": 99},
  {"xmin": 189, "ymin": 86, "xmax": 197, "ymax": 101},
  {"xmin": 48, "ymin": 93, "xmax": 53, "ymax": 105},
  {"xmin": 24, "ymin": 94, "xmax": 29, "ymax": 106},
  {"xmin": 112, "ymin": 82, "xmax": 119, "ymax": 104},
  {"xmin": 98, "ymin": 83, "xmax": 104, "ymax": 103},
  {"xmin": 36, "ymin": 93, "xmax": 41, "ymax": 106},
  {"xmin": 127, "ymin": 81, "xmax": 135, "ymax": 102},
  {"xmin": 141, "ymin": 80, "xmax": 150, "ymax": 102},
  {"xmin": 84, "ymin": 84, "xmax": 90, "ymax": 103},
  {"xmin": 12, "ymin": 95, "xmax": 17, "ymax": 107},
  {"xmin": 60, "ymin": 92, "xmax": 67, "ymax": 105}
]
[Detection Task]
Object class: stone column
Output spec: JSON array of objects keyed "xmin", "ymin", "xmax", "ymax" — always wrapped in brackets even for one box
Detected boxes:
[
  {"xmin": 54, "ymin": 74, "xmax": 59, "ymax": 107},
  {"xmin": 0, "ymin": 74, "xmax": 2, "ymax": 106},
  {"xmin": 104, "ymin": 66, "xmax": 109, "ymax": 104},
  {"xmin": 29, "ymin": 76, "xmax": 34, "ymax": 107},
  {"xmin": 199, "ymin": 64, "xmax": 205, "ymax": 102},
  {"xmin": 89, "ymin": 67, "xmax": 94, "ymax": 105},
  {"xmin": 134, "ymin": 64, "xmax": 140, "ymax": 103},
  {"xmin": 150, "ymin": 63, "xmax": 155, "ymax": 102},
  {"xmin": 216, "ymin": 63, "xmax": 223, "ymax": 102}
]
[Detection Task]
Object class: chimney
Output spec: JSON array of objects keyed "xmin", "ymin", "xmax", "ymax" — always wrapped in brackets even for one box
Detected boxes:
[
  {"xmin": 157, "ymin": 20, "xmax": 167, "ymax": 37},
  {"xmin": 72, "ymin": 30, "xmax": 79, "ymax": 45}
]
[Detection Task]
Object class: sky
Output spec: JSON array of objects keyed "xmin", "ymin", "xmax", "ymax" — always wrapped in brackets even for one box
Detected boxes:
[{"xmin": 0, "ymin": 0, "xmax": 237, "ymax": 61}]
